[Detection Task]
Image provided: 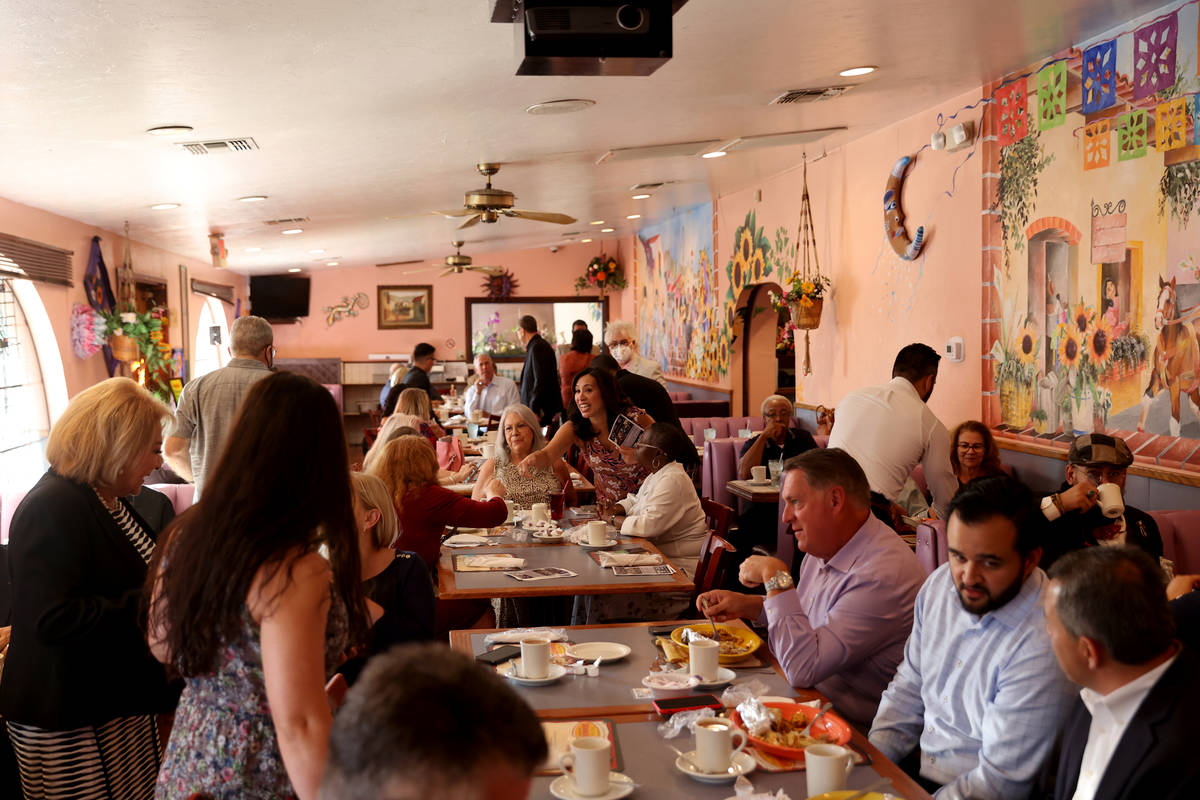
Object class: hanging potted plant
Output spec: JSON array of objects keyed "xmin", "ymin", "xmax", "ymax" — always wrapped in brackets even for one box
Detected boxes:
[
  {"xmin": 574, "ymin": 252, "xmax": 626, "ymax": 297},
  {"xmin": 95, "ymin": 304, "xmax": 174, "ymax": 402},
  {"xmin": 773, "ymin": 273, "xmax": 831, "ymax": 329}
]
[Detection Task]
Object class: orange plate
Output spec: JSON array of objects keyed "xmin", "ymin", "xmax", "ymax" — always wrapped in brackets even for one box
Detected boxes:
[{"xmin": 729, "ymin": 702, "xmax": 852, "ymax": 762}]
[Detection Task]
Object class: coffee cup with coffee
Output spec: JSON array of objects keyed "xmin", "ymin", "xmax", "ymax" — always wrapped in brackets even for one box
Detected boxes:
[
  {"xmin": 519, "ymin": 637, "xmax": 550, "ymax": 680},
  {"xmin": 750, "ymin": 465, "xmax": 768, "ymax": 483},
  {"xmin": 805, "ymin": 743, "xmax": 854, "ymax": 795},
  {"xmin": 1096, "ymin": 482, "xmax": 1124, "ymax": 519},
  {"xmin": 558, "ymin": 736, "xmax": 611, "ymax": 797},
  {"xmin": 689, "ymin": 637, "xmax": 720, "ymax": 682},
  {"xmin": 586, "ymin": 520, "xmax": 608, "ymax": 547},
  {"xmin": 694, "ymin": 717, "xmax": 746, "ymax": 774}
]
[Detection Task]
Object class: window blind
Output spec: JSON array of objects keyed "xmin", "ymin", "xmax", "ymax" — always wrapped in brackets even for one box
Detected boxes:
[{"xmin": 0, "ymin": 233, "xmax": 74, "ymax": 287}]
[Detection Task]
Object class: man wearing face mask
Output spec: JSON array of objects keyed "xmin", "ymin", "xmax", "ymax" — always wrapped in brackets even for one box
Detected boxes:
[
  {"xmin": 604, "ymin": 320, "xmax": 666, "ymax": 387},
  {"xmin": 1038, "ymin": 433, "xmax": 1162, "ymax": 571}
]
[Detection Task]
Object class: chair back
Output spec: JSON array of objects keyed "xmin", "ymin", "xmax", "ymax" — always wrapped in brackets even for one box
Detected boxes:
[
  {"xmin": 700, "ymin": 498, "xmax": 734, "ymax": 540},
  {"xmin": 691, "ymin": 531, "xmax": 737, "ymax": 607},
  {"xmin": 701, "ymin": 439, "xmax": 740, "ymax": 507},
  {"xmin": 914, "ymin": 518, "xmax": 948, "ymax": 575}
]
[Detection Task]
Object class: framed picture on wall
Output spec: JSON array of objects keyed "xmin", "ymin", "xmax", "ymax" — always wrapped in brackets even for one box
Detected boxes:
[{"xmin": 377, "ymin": 285, "xmax": 433, "ymax": 329}]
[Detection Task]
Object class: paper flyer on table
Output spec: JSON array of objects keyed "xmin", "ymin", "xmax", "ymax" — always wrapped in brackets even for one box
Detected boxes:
[
  {"xmin": 611, "ymin": 564, "xmax": 676, "ymax": 576},
  {"xmin": 507, "ymin": 567, "xmax": 578, "ymax": 582}
]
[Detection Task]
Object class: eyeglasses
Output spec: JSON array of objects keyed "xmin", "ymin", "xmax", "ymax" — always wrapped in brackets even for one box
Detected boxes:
[
  {"xmin": 957, "ymin": 443, "xmax": 984, "ymax": 452},
  {"xmin": 763, "ymin": 411, "xmax": 792, "ymax": 420},
  {"xmin": 609, "ymin": 339, "xmax": 632, "ymax": 348},
  {"xmin": 634, "ymin": 442, "xmax": 667, "ymax": 458},
  {"xmin": 1076, "ymin": 466, "xmax": 1127, "ymax": 484}
]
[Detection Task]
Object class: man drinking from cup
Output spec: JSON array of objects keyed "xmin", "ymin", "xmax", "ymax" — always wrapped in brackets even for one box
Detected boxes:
[{"xmin": 1038, "ymin": 434, "xmax": 1163, "ymax": 571}]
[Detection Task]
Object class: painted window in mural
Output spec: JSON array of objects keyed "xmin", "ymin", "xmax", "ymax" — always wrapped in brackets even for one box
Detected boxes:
[{"xmin": 987, "ymin": 0, "xmax": 1200, "ymax": 455}]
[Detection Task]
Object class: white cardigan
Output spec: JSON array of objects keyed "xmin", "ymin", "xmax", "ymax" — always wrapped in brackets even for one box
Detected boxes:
[{"xmin": 615, "ymin": 461, "xmax": 707, "ymax": 576}]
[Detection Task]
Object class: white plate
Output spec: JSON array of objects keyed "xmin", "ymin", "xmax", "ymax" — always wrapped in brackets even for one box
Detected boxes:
[
  {"xmin": 694, "ymin": 666, "xmax": 737, "ymax": 689},
  {"xmin": 532, "ymin": 530, "xmax": 565, "ymax": 540},
  {"xmin": 549, "ymin": 773, "xmax": 634, "ymax": 800},
  {"xmin": 579, "ymin": 539, "xmax": 619, "ymax": 550},
  {"xmin": 565, "ymin": 641, "xmax": 632, "ymax": 662},
  {"xmin": 502, "ymin": 662, "xmax": 567, "ymax": 686},
  {"xmin": 674, "ymin": 750, "xmax": 756, "ymax": 784}
]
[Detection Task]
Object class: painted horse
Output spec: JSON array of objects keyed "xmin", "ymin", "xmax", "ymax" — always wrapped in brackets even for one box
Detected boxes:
[{"xmin": 1138, "ymin": 276, "xmax": 1200, "ymax": 436}]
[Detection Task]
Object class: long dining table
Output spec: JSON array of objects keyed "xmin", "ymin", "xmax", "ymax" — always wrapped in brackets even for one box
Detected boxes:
[{"xmin": 450, "ymin": 619, "xmax": 934, "ymax": 800}]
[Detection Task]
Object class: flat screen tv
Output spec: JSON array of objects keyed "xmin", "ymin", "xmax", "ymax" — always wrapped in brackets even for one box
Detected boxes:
[{"xmin": 250, "ymin": 275, "xmax": 310, "ymax": 319}]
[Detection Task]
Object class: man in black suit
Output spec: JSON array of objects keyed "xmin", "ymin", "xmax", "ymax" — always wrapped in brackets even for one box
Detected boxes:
[
  {"xmin": 385, "ymin": 342, "xmax": 441, "ymax": 413},
  {"xmin": 517, "ymin": 315, "xmax": 562, "ymax": 427},
  {"xmin": 590, "ymin": 353, "xmax": 681, "ymax": 429},
  {"xmin": 1046, "ymin": 546, "xmax": 1200, "ymax": 800}
]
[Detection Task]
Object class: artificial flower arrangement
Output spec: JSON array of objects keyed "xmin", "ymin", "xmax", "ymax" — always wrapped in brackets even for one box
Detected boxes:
[
  {"xmin": 95, "ymin": 304, "xmax": 175, "ymax": 402},
  {"xmin": 770, "ymin": 270, "xmax": 831, "ymax": 311},
  {"xmin": 574, "ymin": 253, "xmax": 627, "ymax": 294}
]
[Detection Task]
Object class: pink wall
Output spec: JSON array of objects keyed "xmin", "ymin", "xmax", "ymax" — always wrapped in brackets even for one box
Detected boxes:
[
  {"xmin": 1, "ymin": 196, "xmax": 245, "ymax": 400},
  {"xmin": 269, "ymin": 237, "xmax": 632, "ymax": 361},
  {"xmin": 714, "ymin": 87, "xmax": 985, "ymax": 428}
]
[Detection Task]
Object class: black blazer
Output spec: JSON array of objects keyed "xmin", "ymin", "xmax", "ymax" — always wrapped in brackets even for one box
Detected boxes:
[
  {"xmin": 0, "ymin": 471, "xmax": 173, "ymax": 730},
  {"xmin": 1054, "ymin": 647, "xmax": 1200, "ymax": 800},
  {"xmin": 520, "ymin": 334, "xmax": 564, "ymax": 425},
  {"xmin": 615, "ymin": 369, "xmax": 680, "ymax": 429}
]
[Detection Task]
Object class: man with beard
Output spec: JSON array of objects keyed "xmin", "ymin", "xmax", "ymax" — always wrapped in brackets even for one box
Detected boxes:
[{"xmin": 870, "ymin": 476, "xmax": 1074, "ymax": 799}]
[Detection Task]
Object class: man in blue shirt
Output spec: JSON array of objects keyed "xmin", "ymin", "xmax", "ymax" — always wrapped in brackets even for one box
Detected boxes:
[{"xmin": 869, "ymin": 476, "xmax": 1075, "ymax": 799}]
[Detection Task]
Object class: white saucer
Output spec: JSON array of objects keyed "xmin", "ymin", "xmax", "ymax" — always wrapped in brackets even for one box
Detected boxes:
[
  {"xmin": 579, "ymin": 539, "xmax": 619, "ymax": 550},
  {"xmin": 693, "ymin": 666, "xmax": 737, "ymax": 689},
  {"xmin": 532, "ymin": 530, "xmax": 565, "ymax": 540},
  {"xmin": 502, "ymin": 662, "xmax": 567, "ymax": 686},
  {"xmin": 549, "ymin": 773, "xmax": 634, "ymax": 800},
  {"xmin": 747, "ymin": 479, "xmax": 771, "ymax": 486},
  {"xmin": 566, "ymin": 641, "xmax": 632, "ymax": 662},
  {"xmin": 674, "ymin": 750, "xmax": 756, "ymax": 783}
]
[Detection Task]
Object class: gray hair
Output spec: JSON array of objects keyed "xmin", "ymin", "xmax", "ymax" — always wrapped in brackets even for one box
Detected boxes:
[
  {"xmin": 473, "ymin": 352, "xmax": 495, "ymax": 367},
  {"xmin": 760, "ymin": 394, "xmax": 793, "ymax": 416},
  {"xmin": 782, "ymin": 448, "xmax": 871, "ymax": 508},
  {"xmin": 604, "ymin": 319, "xmax": 636, "ymax": 346},
  {"xmin": 494, "ymin": 404, "xmax": 548, "ymax": 466},
  {"xmin": 230, "ymin": 315, "xmax": 273, "ymax": 356}
]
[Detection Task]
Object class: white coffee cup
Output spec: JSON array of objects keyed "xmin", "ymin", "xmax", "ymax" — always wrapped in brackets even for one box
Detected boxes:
[
  {"xmin": 558, "ymin": 736, "xmax": 611, "ymax": 797},
  {"xmin": 519, "ymin": 637, "xmax": 550, "ymax": 679},
  {"xmin": 694, "ymin": 717, "xmax": 747, "ymax": 774},
  {"xmin": 750, "ymin": 465, "xmax": 768, "ymax": 483},
  {"xmin": 1096, "ymin": 482, "xmax": 1124, "ymax": 519},
  {"xmin": 703, "ymin": 428, "xmax": 717, "ymax": 441},
  {"xmin": 689, "ymin": 637, "xmax": 720, "ymax": 682},
  {"xmin": 805, "ymin": 743, "xmax": 854, "ymax": 795},
  {"xmin": 587, "ymin": 520, "xmax": 608, "ymax": 546},
  {"xmin": 504, "ymin": 499, "xmax": 516, "ymax": 523},
  {"xmin": 480, "ymin": 443, "xmax": 495, "ymax": 460},
  {"xmin": 530, "ymin": 503, "xmax": 549, "ymax": 524}
]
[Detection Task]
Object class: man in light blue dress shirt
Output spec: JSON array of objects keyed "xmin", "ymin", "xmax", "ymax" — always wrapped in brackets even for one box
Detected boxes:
[{"xmin": 870, "ymin": 476, "xmax": 1075, "ymax": 799}]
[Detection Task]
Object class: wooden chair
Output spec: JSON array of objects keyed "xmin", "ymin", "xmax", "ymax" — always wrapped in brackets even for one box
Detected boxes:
[
  {"xmin": 689, "ymin": 531, "xmax": 737, "ymax": 614},
  {"xmin": 700, "ymin": 498, "xmax": 734, "ymax": 540}
]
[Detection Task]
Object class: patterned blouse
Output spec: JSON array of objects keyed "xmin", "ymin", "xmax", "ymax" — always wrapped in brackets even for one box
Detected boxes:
[
  {"xmin": 496, "ymin": 461, "xmax": 561, "ymax": 510},
  {"xmin": 581, "ymin": 407, "xmax": 651, "ymax": 516}
]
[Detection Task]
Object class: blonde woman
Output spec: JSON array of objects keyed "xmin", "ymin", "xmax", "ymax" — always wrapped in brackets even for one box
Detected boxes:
[
  {"xmin": 1, "ymin": 377, "xmax": 174, "ymax": 800},
  {"xmin": 385, "ymin": 387, "xmax": 445, "ymax": 445},
  {"xmin": 471, "ymin": 404, "xmax": 576, "ymax": 509}
]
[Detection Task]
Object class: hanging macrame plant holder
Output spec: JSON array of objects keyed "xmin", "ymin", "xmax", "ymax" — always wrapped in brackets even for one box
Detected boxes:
[{"xmin": 789, "ymin": 159, "xmax": 826, "ymax": 376}]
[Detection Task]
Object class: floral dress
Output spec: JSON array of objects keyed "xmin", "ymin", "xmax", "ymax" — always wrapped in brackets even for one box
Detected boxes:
[
  {"xmin": 155, "ymin": 594, "xmax": 349, "ymax": 800},
  {"xmin": 497, "ymin": 461, "xmax": 561, "ymax": 509},
  {"xmin": 582, "ymin": 407, "xmax": 651, "ymax": 516}
]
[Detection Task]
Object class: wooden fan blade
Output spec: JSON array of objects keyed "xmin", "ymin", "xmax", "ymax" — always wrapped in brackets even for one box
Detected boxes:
[
  {"xmin": 457, "ymin": 214, "xmax": 483, "ymax": 229},
  {"xmin": 470, "ymin": 265, "xmax": 503, "ymax": 275},
  {"xmin": 434, "ymin": 208, "xmax": 479, "ymax": 218},
  {"xmin": 384, "ymin": 212, "xmax": 440, "ymax": 221},
  {"xmin": 505, "ymin": 209, "xmax": 578, "ymax": 225},
  {"xmin": 439, "ymin": 268, "xmax": 461, "ymax": 278},
  {"xmin": 398, "ymin": 265, "xmax": 445, "ymax": 275}
]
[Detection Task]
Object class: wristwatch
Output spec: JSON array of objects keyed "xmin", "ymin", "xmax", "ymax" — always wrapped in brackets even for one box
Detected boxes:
[
  {"xmin": 764, "ymin": 570, "xmax": 793, "ymax": 593},
  {"xmin": 1041, "ymin": 493, "xmax": 1064, "ymax": 522}
]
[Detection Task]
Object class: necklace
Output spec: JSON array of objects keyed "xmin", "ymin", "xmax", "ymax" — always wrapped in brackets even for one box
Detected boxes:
[{"xmin": 92, "ymin": 486, "xmax": 119, "ymax": 511}]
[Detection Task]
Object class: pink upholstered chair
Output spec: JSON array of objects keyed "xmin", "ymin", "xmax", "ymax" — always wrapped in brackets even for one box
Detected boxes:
[
  {"xmin": 1151, "ymin": 510, "xmax": 1200, "ymax": 574},
  {"xmin": 914, "ymin": 518, "xmax": 948, "ymax": 575},
  {"xmin": 148, "ymin": 483, "xmax": 197, "ymax": 516},
  {"xmin": 701, "ymin": 439, "xmax": 741, "ymax": 508}
]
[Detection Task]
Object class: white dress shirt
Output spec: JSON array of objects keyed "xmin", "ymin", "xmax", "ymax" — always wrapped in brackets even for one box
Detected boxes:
[
  {"xmin": 1070, "ymin": 651, "xmax": 1178, "ymax": 800},
  {"xmin": 463, "ymin": 374, "xmax": 520, "ymax": 417},
  {"xmin": 827, "ymin": 377, "xmax": 958, "ymax": 517},
  {"xmin": 615, "ymin": 462, "xmax": 706, "ymax": 576},
  {"xmin": 625, "ymin": 352, "xmax": 667, "ymax": 387}
]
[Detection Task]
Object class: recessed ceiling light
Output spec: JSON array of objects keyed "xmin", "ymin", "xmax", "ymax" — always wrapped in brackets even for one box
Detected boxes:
[
  {"xmin": 581, "ymin": 238, "xmax": 593, "ymax": 243},
  {"xmin": 590, "ymin": 220, "xmax": 605, "ymax": 225},
  {"xmin": 701, "ymin": 150, "xmax": 727, "ymax": 159},
  {"xmin": 326, "ymin": 261, "xmax": 339, "ymax": 267},
  {"xmin": 308, "ymin": 248, "xmax": 325, "ymax": 254},
  {"xmin": 287, "ymin": 268, "xmax": 302, "ymax": 273},
  {"xmin": 281, "ymin": 228, "xmax": 303, "ymax": 235},
  {"xmin": 626, "ymin": 214, "xmax": 641, "ymax": 220},
  {"xmin": 632, "ymin": 193, "xmax": 651, "ymax": 200},
  {"xmin": 238, "ymin": 195, "xmax": 268, "ymax": 203},
  {"xmin": 601, "ymin": 227, "xmax": 615, "ymax": 233},
  {"xmin": 525, "ymin": 98, "xmax": 596, "ymax": 115},
  {"xmin": 145, "ymin": 125, "xmax": 193, "ymax": 136},
  {"xmin": 150, "ymin": 202, "xmax": 180, "ymax": 210},
  {"xmin": 839, "ymin": 65, "xmax": 877, "ymax": 77},
  {"xmin": 244, "ymin": 247, "xmax": 262, "ymax": 253}
]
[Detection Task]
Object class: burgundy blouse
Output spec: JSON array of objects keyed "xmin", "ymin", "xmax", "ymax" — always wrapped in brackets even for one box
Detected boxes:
[{"xmin": 395, "ymin": 485, "xmax": 507, "ymax": 569}]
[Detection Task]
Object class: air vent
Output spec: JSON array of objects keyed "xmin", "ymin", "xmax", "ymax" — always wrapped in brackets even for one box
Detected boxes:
[
  {"xmin": 178, "ymin": 137, "xmax": 260, "ymax": 155},
  {"xmin": 529, "ymin": 6, "xmax": 570, "ymax": 30},
  {"xmin": 769, "ymin": 87, "xmax": 851, "ymax": 105},
  {"xmin": 263, "ymin": 217, "xmax": 310, "ymax": 226}
]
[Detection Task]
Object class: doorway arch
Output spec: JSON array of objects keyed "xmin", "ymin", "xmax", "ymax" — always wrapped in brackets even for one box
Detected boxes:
[{"xmin": 729, "ymin": 281, "xmax": 784, "ymax": 416}]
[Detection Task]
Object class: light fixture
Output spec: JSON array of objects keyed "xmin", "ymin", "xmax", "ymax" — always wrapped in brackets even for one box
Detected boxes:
[
  {"xmin": 626, "ymin": 214, "xmax": 641, "ymax": 220},
  {"xmin": 700, "ymin": 150, "xmax": 727, "ymax": 159},
  {"xmin": 238, "ymin": 195, "xmax": 268, "ymax": 203},
  {"xmin": 600, "ymin": 227, "xmax": 615, "ymax": 233},
  {"xmin": 581, "ymin": 238, "xmax": 593, "ymax": 243},
  {"xmin": 326, "ymin": 261, "xmax": 339, "ymax": 267},
  {"xmin": 839, "ymin": 65, "xmax": 877, "ymax": 77},
  {"xmin": 145, "ymin": 125, "xmax": 193, "ymax": 136},
  {"xmin": 244, "ymin": 247, "xmax": 262, "ymax": 253},
  {"xmin": 590, "ymin": 220, "xmax": 605, "ymax": 225},
  {"xmin": 281, "ymin": 228, "xmax": 303, "ymax": 235},
  {"xmin": 525, "ymin": 98, "xmax": 596, "ymax": 115},
  {"xmin": 308, "ymin": 248, "xmax": 325, "ymax": 254},
  {"xmin": 287, "ymin": 268, "xmax": 302, "ymax": 273},
  {"xmin": 150, "ymin": 202, "xmax": 180, "ymax": 210},
  {"xmin": 632, "ymin": 193, "xmax": 651, "ymax": 200}
]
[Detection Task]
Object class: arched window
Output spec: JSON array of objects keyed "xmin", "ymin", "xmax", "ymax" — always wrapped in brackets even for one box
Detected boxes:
[
  {"xmin": 192, "ymin": 296, "xmax": 231, "ymax": 379},
  {"xmin": 0, "ymin": 277, "xmax": 54, "ymax": 494}
]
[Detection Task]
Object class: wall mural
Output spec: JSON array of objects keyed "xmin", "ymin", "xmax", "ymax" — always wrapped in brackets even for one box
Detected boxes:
[{"xmin": 985, "ymin": 0, "xmax": 1200, "ymax": 465}]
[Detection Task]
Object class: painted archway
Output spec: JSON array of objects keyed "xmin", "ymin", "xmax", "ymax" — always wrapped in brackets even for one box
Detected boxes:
[{"xmin": 729, "ymin": 281, "xmax": 784, "ymax": 416}]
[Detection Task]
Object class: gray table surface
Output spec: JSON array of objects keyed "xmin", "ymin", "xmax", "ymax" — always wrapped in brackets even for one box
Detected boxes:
[
  {"xmin": 529, "ymin": 719, "xmax": 905, "ymax": 799},
  {"xmin": 470, "ymin": 624, "xmax": 788, "ymax": 712}
]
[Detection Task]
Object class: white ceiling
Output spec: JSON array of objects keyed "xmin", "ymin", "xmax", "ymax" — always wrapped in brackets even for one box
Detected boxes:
[{"xmin": 0, "ymin": 0, "xmax": 1163, "ymax": 275}]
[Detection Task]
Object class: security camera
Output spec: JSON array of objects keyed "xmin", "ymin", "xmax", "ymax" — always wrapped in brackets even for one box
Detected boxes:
[{"xmin": 549, "ymin": 246, "xmax": 559, "ymax": 253}]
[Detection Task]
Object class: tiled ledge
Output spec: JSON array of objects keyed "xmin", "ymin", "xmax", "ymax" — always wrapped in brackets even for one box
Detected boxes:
[{"xmin": 994, "ymin": 427, "xmax": 1200, "ymax": 487}]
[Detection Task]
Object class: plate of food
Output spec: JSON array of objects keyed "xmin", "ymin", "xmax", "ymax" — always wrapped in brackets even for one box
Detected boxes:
[
  {"xmin": 729, "ymin": 702, "xmax": 851, "ymax": 762},
  {"xmin": 670, "ymin": 623, "xmax": 763, "ymax": 665}
]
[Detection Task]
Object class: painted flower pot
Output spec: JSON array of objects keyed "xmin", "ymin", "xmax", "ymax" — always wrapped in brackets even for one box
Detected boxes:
[
  {"xmin": 789, "ymin": 297, "xmax": 823, "ymax": 330},
  {"xmin": 108, "ymin": 333, "xmax": 141, "ymax": 362},
  {"xmin": 999, "ymin": 379, "xmax": 1033, "ymax": 428},
  {"xmin": 1071, "ymin": 393, "xmax": 1095, "ymax": 435}
]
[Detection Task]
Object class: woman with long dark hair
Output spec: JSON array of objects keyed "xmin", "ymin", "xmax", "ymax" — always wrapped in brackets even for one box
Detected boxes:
[
  {"xmin": 519, "ymin": 366, "xmax": 654, "ymax": 516},
  {"xmin": 149, "ymin": 372, "xmax": 367, "ymax": 800}
]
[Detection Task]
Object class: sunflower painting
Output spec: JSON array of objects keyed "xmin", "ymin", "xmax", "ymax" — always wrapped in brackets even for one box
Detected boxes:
[
  {"xmin": 1015, "ymin": 321, "xmax": 1038, "ymax": 365},
  {"xmin": 1057, "ymin": 324, "xmax": 1083, "ymax": 369},
  {"xmin": 1088, "ymin": 315, "xmax": 1114, "ymax": 370},
  {"xmin": 1070, "ymin": 300, "xmax": 1094, "ymax": 337}
]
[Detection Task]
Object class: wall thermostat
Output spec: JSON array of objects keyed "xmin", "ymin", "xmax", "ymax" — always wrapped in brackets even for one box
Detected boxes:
[{"xmin": 944, "ymin": 336, "xmax": 965, "ymax": 363}]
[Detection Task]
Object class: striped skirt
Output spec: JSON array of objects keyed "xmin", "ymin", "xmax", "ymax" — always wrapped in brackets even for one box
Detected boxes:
[{"xmin": 7, "ymin": 714, "xmax": 160, "ymax": 800}]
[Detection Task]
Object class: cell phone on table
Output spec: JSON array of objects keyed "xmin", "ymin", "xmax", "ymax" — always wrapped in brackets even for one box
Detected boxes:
[
  {"xmin": 475, "ymin": 644, "xmax": 521, "ymax": 666},
  {"xmin": 648, "ymin": 624, "xmax": 681, "ymax": 638},
  {"xmin": 652, "ymin": 694, "xmax": 724, "ymax": 716}
]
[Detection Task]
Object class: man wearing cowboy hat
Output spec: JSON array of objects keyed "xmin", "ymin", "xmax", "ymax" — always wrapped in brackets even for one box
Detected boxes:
[{"xmin": 1038, "ymin": 433, "xmax": 1162, "ymax": 571}]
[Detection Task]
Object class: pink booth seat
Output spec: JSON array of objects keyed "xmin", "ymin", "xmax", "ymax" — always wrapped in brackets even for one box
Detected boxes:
[
  {"xmin": 668, "ymin": 392, "xmax": 692, "ymax": 401},
  {"xmin": 1151, "ymin": 510, "xmax": 1200, "ymax": 575},
  {"xmin": 680, "ymin": 417, "xmax": 766, "ymax": 446},
  {"xmin": 701, "ymin": 439, "xmax": 742, "ymax": 508},
  {"xmin": 914, "ymin": 519, "xmax": 948, "ymax": 575},
  {"xmin": 148, "ymin": 483, "xmax": 197, "ymax": 516}
]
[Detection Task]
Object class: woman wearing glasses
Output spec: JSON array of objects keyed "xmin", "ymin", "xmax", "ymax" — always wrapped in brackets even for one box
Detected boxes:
[{"xmin": 949, "ymin": 420, "xmax": 1005, "ymax": 488}]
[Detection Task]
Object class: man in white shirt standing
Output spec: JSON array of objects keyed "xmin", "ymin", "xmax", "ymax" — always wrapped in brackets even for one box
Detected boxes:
[
  {"xmin": 604, "ymin": 319, "xmax": 666, "ymax": 387},
  {"xmin": 827, "ymin": 343, "xmax": 958, "ymax": 518},
  {"xmin": 464, "ymin": 352, "xmax": 519, "ymax": 419},
  {"xmin": 1046, "ymin": 545, "xmax": 1199, "ymax": 800}
]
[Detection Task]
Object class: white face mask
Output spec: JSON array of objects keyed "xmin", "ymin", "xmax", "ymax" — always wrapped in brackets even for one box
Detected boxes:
[{"xmin": 610, "ymin": 345, "xmax": 633, "ymax": 366}]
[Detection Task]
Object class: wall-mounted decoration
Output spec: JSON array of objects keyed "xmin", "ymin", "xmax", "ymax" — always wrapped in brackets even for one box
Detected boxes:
[
  {"xmin": 575, "ymin": 252, "xmax": 627, "ymax": 297},
  {"xmin": 1037, "ymin": 61, "xmax": 1067, "ymax": 131},
  {"xmin": 1116, "ymin": 109, "xmax": 1148, "ymax": 161},
  {"xmin": 323, "ymin": 292, "xmax": 369, "ymax": 326},
  {"xmin": 994, "ymin": 79, "xmax": 1029, "ymax": 147},
  {"xmin": 1081, "ymin": 40, "xmax": 1117, "ymax": 114},
  {"xmin": 884, "ymin": 155, "xmax": 926, "ymax": 260},
  {"xmin": 1132, "ymin": 11, "xmax": 1178, "ymax": 100},
  {"xmin": 1156, "ymin": 98, "xmax": 1189, "ymax": 152},
  {"xmin": 482, "ymin": 269, "xmax": 519, "ymax": 300},
  {"xmin": 208, "ymin": 232, "xmax": 228, "ymax": 269},
  {"xmin": 377, "ymin": 285, "xmax": 432, "ymax": 329},
  {"xmin": 1090, "ymin": 198, "xmax": 1128, "ymax": 263},
  {"xmin": 466, "ymin": 297, "xmax": 606, "ymax": 360},
  {"xmin": 1083, "ymin": 120, "xmax": 1111, "ymax": 170}
]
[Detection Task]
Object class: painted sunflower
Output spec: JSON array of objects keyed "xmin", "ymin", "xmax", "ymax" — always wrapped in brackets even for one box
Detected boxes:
[
  {"xmin": 1057, "ymin": 324, "xmax": 1082, "ymax": 368},
  {"xmin": 1071, "ymin": 301, "xmax": 1094, "ymax": 336},
  {"xmin": 1088, "ymin": 315, "xmax": 1114, "ymax": 369},
  {"xmin": 730, "ymin": 252, "xmax": 746, "ymax": 290},
  {"xmin": 738, "ymin": 226, "xmax": 754, "ymax": 263},
  {"xmin": 749, "ymin": 249, "xmax": 766, "ymax": 281},
  {"xmin": 1015, "ymin": 322, "xmax": 1038, "ymax": 365}
]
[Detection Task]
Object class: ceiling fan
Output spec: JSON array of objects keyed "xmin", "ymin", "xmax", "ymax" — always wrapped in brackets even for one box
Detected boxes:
[
  {"xmin": 399, "ymin": 241, "xmax": 504, "ymax": 278},
  {"xmin": 435, "ymin": 162, "xmax": 577, "ymax": 229}
]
